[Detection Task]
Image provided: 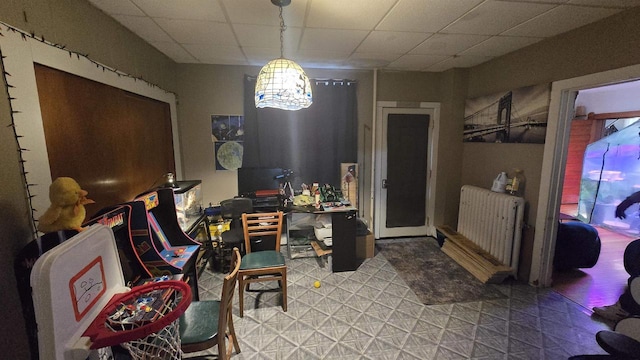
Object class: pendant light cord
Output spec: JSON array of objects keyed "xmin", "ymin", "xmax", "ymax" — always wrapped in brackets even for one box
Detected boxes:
[{"xmin": 279, "ymin": 5, "xmax": 285, "ymax": 58}]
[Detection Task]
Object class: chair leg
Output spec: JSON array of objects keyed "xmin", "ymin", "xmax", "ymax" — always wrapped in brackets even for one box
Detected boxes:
[
  {"xmin": 281, "ymin": 269, "xmax": 287, "ymax": 312},
  {"xmin": 238, "ymin": 275, "xmax": 245, "ymax": 317},
  {"xmin": 228, "ymin": 311, "xmax": 241, "ymax": 354}
]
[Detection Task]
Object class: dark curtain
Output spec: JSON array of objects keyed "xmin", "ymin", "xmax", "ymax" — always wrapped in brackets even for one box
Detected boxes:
[{"xmin": 243, "ymin": 75, "xmax": 357, "ymax": 189}]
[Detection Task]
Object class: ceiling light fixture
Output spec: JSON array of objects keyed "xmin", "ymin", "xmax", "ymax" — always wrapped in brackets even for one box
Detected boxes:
[{"xmin": 255, "ymin": 0, "xmax": 312, "ymax": 111}]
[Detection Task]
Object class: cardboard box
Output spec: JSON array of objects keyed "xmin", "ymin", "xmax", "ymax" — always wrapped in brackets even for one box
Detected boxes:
[{"xmin": 356, "ymin": 231, "xmax": 374, "ymax": 258}]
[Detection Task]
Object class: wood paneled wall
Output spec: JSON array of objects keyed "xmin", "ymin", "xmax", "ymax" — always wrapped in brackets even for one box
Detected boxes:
[
  {"xmin": 34, "ymin": 64, "xmax": 175, "ymax": 218},
  {"xmin": 561, "ymin": 119, "xmax": 604, "ymax": 204}
]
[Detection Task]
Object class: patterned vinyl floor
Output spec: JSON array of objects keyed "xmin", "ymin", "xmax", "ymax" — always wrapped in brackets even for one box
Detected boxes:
[{"xmin": 191, "ymin": 242, "xmax": 612, "ymax": 359}]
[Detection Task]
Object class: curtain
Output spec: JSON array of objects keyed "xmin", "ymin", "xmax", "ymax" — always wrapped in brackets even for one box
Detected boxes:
[{"xmin": 243, "ymin": 75, "xmax": 357, "ymax": 189}]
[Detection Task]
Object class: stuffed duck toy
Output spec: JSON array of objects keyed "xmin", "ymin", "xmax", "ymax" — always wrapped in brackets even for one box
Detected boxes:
[{"xmin": 37, "ymin": 177, "xmax": 95, "ymax": 233}]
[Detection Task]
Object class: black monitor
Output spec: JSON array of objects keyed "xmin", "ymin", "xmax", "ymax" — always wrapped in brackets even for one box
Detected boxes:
[{"xmin": 237, "ymin": 167, "xmax": 284, "ymax": 196}]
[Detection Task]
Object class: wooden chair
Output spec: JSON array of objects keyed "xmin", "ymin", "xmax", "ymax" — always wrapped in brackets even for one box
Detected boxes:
[
  {"xmin": 179, "ymin": 247, "xmax": 241, "ymax": 359},
  {"xmin": 238, "ymin": 211, "xmax": 287, "ymax": 317}
]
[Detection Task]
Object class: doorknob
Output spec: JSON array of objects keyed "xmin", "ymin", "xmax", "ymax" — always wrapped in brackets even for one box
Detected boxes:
[{"xmin": 382, "ymin": 179, "xmax": 388, "ymax": 189}]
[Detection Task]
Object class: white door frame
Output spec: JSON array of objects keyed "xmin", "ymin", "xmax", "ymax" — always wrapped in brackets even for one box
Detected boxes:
[
  {"xmin": 374, "ymin": 101, "xmax": 440, "ymax": 239},
  {"xmin": 532, "ymin": 63, "xmax": 640, "ymax": 287}
]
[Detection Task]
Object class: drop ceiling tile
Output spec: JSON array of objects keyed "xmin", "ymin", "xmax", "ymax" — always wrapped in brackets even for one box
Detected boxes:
[
  {"xmin": 425, "ymin": 60, "xmax": 456, "ymax": 72},
  {"xmin": 410, "ymin": 33, "xmax": 491, "ymax": 56},
  {"xmin": 155, "ymin": 18, "xmax": 236, "ymax": 46},
  {"xmin": 85, "ymin": 0, "xmax": 640, "ymax": 70},
  {"xmin": 441, "ymin": 1, "xmax": 556, "ymax": 36},
  {"xmin": 112, "ymin": 15, "xmax": 173, "ymax": 43},
  {"xmin": 149, "ymin": 41, "xmax": 197, "ymax": 63},
  {"xmin": 250, "ymin": 45, "xmax": 306, "ymax": 65},
  {"xmin": 299, "ymin": 28, "xmax": 369, "ymax": 53},
  {"xmin": 347, "ymin": 52, "xmax": 401, "ymax": 69},
  {"xmin": 504, "ymin": 5, "xmax": 621, "ymax": 37},
  {"xmin": 306, "ymin": 0, "xmax": 397, "ymax": 30},
  {"xmin": 89, "ymin": 0, "xmax": 145, "ymax": 16},
  {"xmin": 387, "ymin": 54, "xmax": 450, "ymax": 71},
  {"xmin": 567, "ymin": 0, "xmax": 640, "ymax": 8},
  {"xmin": 460, "ymin": 35, "xmax": 543, "ymax": 57},
  {"xmin": 234, "ymin": 24, "xmax": 302, "ymax": 50},
  {"xmin": 131, "ymin": 0, "xmax": 225, "ymax": 21},
  {"xmin": 357, "ymin": 31, "xmax": 431, "ymax": 54},
  {"xmin": 222, "ymin": 0, "xmax": 308, "ymax": 27},
  {"xmin": 295, "ymin": 49, "xmax": 351, "ymax": 62},
  {"xmin": 295, "ymin": 49, "xmax": 353, "ymax": 69},
  {"xmin": 377, "ymin": 0, "xmax": 484, "ymax": 33},
  {"xmin": 182, "ymin": 44, "xmax": 247, "ymax": 65},
  {"xmin": 242, "ymin": 47, "xmax": 284, "ymax": 66},
  {"xmin": 426, "ymin": 54, "xmax": 494, "ymax": 71}
]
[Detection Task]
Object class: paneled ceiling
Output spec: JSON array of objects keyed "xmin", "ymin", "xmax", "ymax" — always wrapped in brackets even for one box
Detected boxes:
[{"xmin": 88, "ymin": 0, "xmax": 639, "ymax": 72}]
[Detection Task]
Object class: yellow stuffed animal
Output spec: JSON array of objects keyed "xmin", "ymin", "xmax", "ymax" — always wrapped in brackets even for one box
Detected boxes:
[{"xmin": 37, "ymin": 177, "xmax": 95, "ymax": 233}]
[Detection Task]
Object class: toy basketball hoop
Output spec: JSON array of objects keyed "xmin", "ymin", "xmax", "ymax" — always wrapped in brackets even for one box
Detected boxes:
[
  {"xmin": 30, "ymin": 224, "xmax": 192, "ymax": 360},
  {"xmin": 83, "ymin": 280, "xmax": 191, "ymax": 360}
]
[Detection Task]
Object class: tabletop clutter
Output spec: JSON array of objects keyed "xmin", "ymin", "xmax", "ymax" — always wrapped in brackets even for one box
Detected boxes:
[{"xmin": 292, "ymin": 183, "xmax": 353, "ymax": 211}]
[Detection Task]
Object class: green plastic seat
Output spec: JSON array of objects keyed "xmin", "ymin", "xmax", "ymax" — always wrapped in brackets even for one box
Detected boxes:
[
  {"xmin": 179, "ymin": 300, "xmax": 220, "ymax": 345},
  {"xmin": 179, "ymin": 248, "xmax": 241, "ymax": 359},
  {"xmin": 240, "ymin": 251, "xmax": 285, "ymax": 270}
]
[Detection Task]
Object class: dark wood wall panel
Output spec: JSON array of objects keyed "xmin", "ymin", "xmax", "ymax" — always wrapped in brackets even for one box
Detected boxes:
[{"xmin": 34, "ymin": 64, "xmax": 175, "ymax": 218}]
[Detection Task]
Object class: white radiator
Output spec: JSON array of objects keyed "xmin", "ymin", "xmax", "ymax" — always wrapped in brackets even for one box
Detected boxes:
[{"xmin": 457, "ymin": 185, "xmax": 525, "ymax": 274}]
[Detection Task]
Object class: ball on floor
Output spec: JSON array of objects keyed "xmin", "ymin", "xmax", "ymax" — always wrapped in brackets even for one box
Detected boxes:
[{"xmin": 314, "ymin": 280, "xmax": 321, "ymax": 288}]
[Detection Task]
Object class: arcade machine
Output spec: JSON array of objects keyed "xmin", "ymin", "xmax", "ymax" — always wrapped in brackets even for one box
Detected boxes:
[
  {"xmin": 83, "ymin": 202, "xmax": 155, "ymax": 287},
  {"xmin": 171, "ymin": 180, "xmax": 214, "ymax": 276},
  {"xmin": 85, "ymin": 192, "xmax": 200, "ymax": 301},
  {"xmin": 133, "ymin": 187, "xmax": 201, "ymax": 298}
]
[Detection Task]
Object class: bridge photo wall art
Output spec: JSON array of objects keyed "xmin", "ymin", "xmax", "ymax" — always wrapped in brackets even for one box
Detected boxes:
[{"xmin": 464, "ymin": 83, "xmax": 551, "ymax": 143}]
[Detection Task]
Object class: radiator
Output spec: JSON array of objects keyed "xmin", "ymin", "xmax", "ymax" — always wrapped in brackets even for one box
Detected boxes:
[{"xmin": 457, "ymin": 185, "xmax": 525, "ymax": 274}]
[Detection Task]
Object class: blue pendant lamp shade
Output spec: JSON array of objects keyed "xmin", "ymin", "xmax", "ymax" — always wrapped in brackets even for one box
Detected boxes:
[{"xmin": 255, "ymin": 0, "xmax": 312, "ymax": 111}]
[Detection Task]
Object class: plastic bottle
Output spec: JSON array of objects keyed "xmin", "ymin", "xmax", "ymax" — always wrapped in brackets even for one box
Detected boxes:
[
  {"xmin": 315, "ymin": 189, "xmax": 321, "ymax": 207},
  {"xmin": 508, "ymin": 169, "xmax": 526, "ymax": 197},
  {"xmin": 491, "ymin": 172, "xmax": 508, "ymax": 193}
]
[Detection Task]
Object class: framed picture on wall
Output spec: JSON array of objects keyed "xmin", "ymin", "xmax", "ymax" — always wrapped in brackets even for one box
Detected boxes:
[
  {"xmin": 215, "ymin": 141, "xmax": 243, "ymax": 170},
  {"xmin": 464, "ymin": 83, "xmax": 550, "ymax": 143},
  {"xmin": 211, "ymin": 115, "xmax": 244, "ymax": 141},
  {"xmin": 212, "ymin": 115, "xmax": 244, "ymax": 170}
]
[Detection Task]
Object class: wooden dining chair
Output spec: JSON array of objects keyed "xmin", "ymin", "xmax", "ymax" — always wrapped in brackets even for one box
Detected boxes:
[
  {"xmin": 238, "ymin": 211, "xmax": 287, "ymax": 317},
  {"xmin": 180, "ymin": 247, "xmax": 241, "ymax": 359}
]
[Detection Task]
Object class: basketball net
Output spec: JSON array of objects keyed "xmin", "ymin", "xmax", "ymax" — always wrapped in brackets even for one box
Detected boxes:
[
  {"xmin": 83, "ymin": 280, "xmax": 191, "ymax": 360},
  {"xmin": 112, "ymin": 320, "xmax": 182, "ymax": 360}
]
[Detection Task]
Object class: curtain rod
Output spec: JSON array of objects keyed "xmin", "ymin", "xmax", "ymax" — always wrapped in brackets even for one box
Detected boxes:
[
  {"xmin": 314, "ymin": 79, "xmax": 357, "ymax": 86},
  {"xmin": 246, "ymin": 74, "xmax": 356, "ymax": 85}
]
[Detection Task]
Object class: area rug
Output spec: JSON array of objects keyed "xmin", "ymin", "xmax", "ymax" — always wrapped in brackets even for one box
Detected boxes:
[{"xmin": 376, "ymin": 237, "xmax": 508, "ymax": 305}]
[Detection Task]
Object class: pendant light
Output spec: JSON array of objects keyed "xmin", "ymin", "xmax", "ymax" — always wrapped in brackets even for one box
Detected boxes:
[{"xmin": 255, "ymin": 0, "xmax": 312, "ymax": 111}]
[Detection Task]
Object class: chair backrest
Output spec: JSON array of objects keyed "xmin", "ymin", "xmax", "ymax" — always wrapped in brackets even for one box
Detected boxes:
[
  {"xmin": 219, "ymin": 247, "xmax": 241, "ymax": 341},
  {"xmin": 220, "ymin": 198, "xmax": 254, "ymax": 228},
  {"xmin": 241, "ymin": 211, "xmax": 283, "ymax": 254}
]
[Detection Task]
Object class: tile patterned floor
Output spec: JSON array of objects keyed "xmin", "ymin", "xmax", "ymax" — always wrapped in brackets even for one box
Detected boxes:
[{"xmin": 192, "ymin": 243, "xmax": 612, "ymax": 359}]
